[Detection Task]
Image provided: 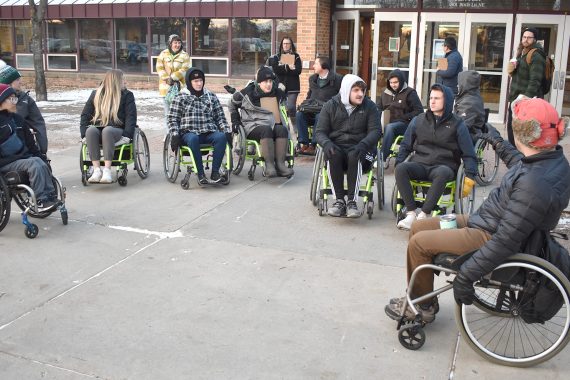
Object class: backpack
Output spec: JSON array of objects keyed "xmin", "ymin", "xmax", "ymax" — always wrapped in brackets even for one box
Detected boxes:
[{"xmin": 526, "ymin": 48, "xmax": 555, "ymax": 95}]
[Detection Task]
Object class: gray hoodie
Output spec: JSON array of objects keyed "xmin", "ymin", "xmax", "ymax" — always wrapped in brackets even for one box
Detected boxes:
[{"xmin": 339, "ymin": 74, "xmax": 365, "ymax": 116}]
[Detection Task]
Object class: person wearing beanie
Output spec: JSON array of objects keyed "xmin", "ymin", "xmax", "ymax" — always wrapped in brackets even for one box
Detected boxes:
[
  {"xmin": 167, "ymin": 67, "xmax": 230, "ymax": 185},
  {"xmin": 314, "ymin": 74, "xmax": 381, "ymax": 218},
  {"xmin": 228, "ymin": 65, "xmax": 294, "ymax": 178},
  {"xmin": 80, "ymin": 69, "xmax": 137, "ymax": 184},
  {"xmin": 0, "ymin": 65, "xmax": 48, "ymax": 154},
  {"xmin": 435, "ymin": 36, "xmax": 463, "ymax": 98},
  {"xmin": 385, "ymin": 96, "xmax": 570, "ymax": 325},
  {"xmin": 267, "ymin": 37, "xmax": 302, "ymax": 130},
  {"xmin": 0, "ymin": 83, "xmax": 57, "ymax": 209},
  {"xmin": 155, "ymin": 33, "xmax": 190, "ymax": 129},
  {"xmin": 506, "ymin": 27, "xmax": 547, "ymax": 145}
]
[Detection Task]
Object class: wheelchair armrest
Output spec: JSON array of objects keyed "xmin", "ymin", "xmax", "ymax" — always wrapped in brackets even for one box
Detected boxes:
[{"xmin": 433, "ymin": 251, "xmax": 476, "ymax": 271}]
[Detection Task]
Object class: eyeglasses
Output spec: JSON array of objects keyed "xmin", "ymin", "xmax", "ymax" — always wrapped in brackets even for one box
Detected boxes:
[
  {"xmin": 522, "ymin": 35, "xmax": 535, "ymax": 40},
  {"xmin": 7, "ymin": 96, "xmax": 18, "ymax": 104}
]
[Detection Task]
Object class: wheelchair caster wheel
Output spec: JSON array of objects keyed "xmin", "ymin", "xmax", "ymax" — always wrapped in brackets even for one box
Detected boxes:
[
  {"xmin": 61, "ymin": 209, "xmax": 68, "ymax": 225},
  {"xmin": 367, "ymin": 202, "xmax": 374, "ymax": 219},
  {"xmin": 118, "ymin": 176, "xmax": 127, "ymax": 186},
  {"xmin": 398, "ymin": 324, "xmax": 426, "ymax": 350},
  {"xmin": 81, "ymin": 172, "xmax": 88, "ymax": 186},
  {"xmin": 318, "ymin": 199, "xmax": 325, "ymax": 216},
  {"xmin": 25, "ymin": 224, "xmax": 39, "ymax": 239},
  {"xmin": 247, "ymin": 171, "xmax": 254, "ymax": 181},
  {"xmin": 181, "ymin": 179, "xmax": 190, "ymax": 190}
]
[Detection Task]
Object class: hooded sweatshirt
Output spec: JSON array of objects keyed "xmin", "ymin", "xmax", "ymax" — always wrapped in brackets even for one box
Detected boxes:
[
  {"xmin": 339, "ymin": 74, "xmax": 364, "ymax": 116},
  {"xmin": 377, "ymin": 69, "xmax": 423, "ymax": 126},
  {"xmin": 454, "ymin": 70, "xmax": 486, "ymax": 137}
]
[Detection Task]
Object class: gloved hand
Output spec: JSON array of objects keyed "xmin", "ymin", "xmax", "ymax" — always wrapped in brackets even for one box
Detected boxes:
[
  {"xmin": 166, "ymin": 78, "xmax": 175, "ymax": 86},
  {"xmin": 453, "ymin": 272, "xmax": 475, "ymax": 305},
  {"xmin": 170, "ymin": 132, "xmax": 181, "ymax": 151},
  {"xmin": 232, "ymin": 122, "xmax": 243, "ymax": 134},
  {"xmin": 462, "ymin": 177, "xmax": 476, "ymax": 198},
  {"xmin": 323, "ymin": 142, "xmax": 339, "ymax": 158},
  {"xmin": 482, "ymin": 125, "xmax": 503, "ymax": 149},
  {"xmin": 115, "ymin": 136, "xmax": 131, "ymax": 146},
  {"xmin": 354, "ymin": 142, "xmax": 369, "ymax": 161}
]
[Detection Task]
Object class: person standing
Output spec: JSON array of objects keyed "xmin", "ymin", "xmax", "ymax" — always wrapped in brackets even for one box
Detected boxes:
[
  {"xmin": 0, "ymin": 65, "xmax": 48, "ymax": 154},
  {"xmin": 436, "ymin": 37, "xmax": 463, "ymax": 98},
  {"xmin": 268, "ymin": 37, "xmax": 302, "ymax": 129},
  {"xmin": 506, "ymin": 27, "xmax": 546, "ymax": 145},
  {"xmin": 156, "ymin": 34, "xmax": 191, "ymax": 130}
]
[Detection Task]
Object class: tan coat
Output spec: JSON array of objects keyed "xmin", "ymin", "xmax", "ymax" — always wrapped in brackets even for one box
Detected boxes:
[{"xmin": 155, "ymin": 49, "xmax": 191, "ymax": 97}]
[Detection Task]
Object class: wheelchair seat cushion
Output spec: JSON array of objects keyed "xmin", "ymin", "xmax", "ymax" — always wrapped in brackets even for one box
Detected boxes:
[{"xmin": 4, "ymin": 170, "xmax": 29, "ymax": 186}]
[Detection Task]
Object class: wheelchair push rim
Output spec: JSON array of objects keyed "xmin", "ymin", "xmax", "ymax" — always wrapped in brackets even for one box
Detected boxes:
[
  {"xmin": 134, "ymin": 129, "xmax": 150, "ymax": 179},
  {"xmin": 163, "ymin": 133, "xmax": 180, "ymax": 183}
]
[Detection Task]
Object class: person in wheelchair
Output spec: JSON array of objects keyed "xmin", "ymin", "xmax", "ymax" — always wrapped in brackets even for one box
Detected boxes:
[
  {"xmin": 80, "ymin": 69, "xmax": 136, "ymax": 184},
  {"xmin": 377, "ymin": 69, "xmax": 423, "ymax": 169},
  {"xmin": 0, "ymin": 65, "xmax": 48, "ymax": 154},
  {"xmin": 168, "ymin": 67, "xmax": 230, "ymax": 185},
  {"xmin": 315, "ymin": 74, "xmax": 381, "ymax": 218},
  {"xmin": 228, "ymin": 66, "xmax": 294, "ymax": 178},
  {"xmin": 454, "ymin": 70, "xmax": 486, "ymax": 144},
  {"xmin": 385, "ymin": 97, "xmax": 570, "ymax": 324},
  {"xmin": 0, "ymin": 84, "xmax": 57, "ymax": 208},
  {"xmin": 295, "ymin": 56, "xmax": 342, "ymax": 155},
  {"xmin": 395, "ymin": 84, "xmax": 477, "ymax": 230}
]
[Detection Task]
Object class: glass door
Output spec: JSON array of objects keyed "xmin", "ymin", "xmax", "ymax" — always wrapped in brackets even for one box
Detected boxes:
[
  {"xmin": 464, "ymin": 14, "xmax": 513, "ymax": 123},
  {"xmin": 416, "ymin": 13, "xmax": 465, "ymax": 105},
  {"xmin": 551, "ymin": 16, "xmax": 570, "ymax": 117},
  {"xmin": 333, "ymin": 11, "xmax": 360, "ymax": 75},
  {"xmin": 371, "ymin": 12, "xmax": 418, "ymax": 105}
]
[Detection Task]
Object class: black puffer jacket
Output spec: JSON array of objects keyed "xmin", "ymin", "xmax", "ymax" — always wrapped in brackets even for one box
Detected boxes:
[
  {"xmin": 16, "ymin": 90, "xmax": 47, "ymax": 154},
  {"xmin": 462, "ymin": 143, "xmax": 570, "ymax": 281},
  {"xmin": 0, "ymin": 111, "xmax": 40, "ymax": 168},
  {"xmin": 80, "ymin": 89, "xmax": 137, "ymax": 139}
]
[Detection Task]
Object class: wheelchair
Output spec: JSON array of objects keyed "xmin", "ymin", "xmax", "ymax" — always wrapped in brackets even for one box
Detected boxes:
[
  {"xmin": 309, "ymin": 145, "xmax": 384, "ymax": 219},
  {"xmin": 473, "ymin": 123, "xmax": 500, "ymax": 186},
  {"xmin": 393, "ymin": 250, "xmax": 570, "ymax": 367},
  {"xmin": 0, "ymin": 165, "xmax": 67, "ymax": 239},
  {"xmin": 390, "ymin": 162, "xmax": 475, "ymax": 222},
  {"xmin": 381, "ymin": 134, "xmax": 404, "ymax": 170},
  {"xmin": 231, "ymin": 103, "xmax": 295, "ymax": 181},
  {"xmin": 163, "ymin": 131, "xmax": 231, "ymax": 189},
  {"xmin": 79, "ymin": 126, "xmax": 150, "ymax": 186}
]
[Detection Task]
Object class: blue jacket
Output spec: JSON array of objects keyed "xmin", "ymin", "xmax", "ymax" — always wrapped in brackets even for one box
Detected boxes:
[{"xmin": 437, "ymin": 49, "xmax": 463, "ymax": 96}]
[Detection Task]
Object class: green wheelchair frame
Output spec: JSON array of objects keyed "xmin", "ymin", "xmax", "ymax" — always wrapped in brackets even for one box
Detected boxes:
[
  {"xmin": 232, "ymin": 102, "xmax": 295, "ymax": 181},
  {"xmin": 80, "ymin": 126, "xmax": 150, "ymax": 187},
  {"xmin": 381, "ymin": 134, "xmax": 404, "ymax": 169},
  {"xmin": 390, "ymin": 162, "xmax": 475, "ymax": 222},
  {"xmin": 310, "ymin": 145, "xmax": 382, "ymax": 219},
  {"xmin": 163, "ymin": 132, "xmax": 232, "ymax": 189}
]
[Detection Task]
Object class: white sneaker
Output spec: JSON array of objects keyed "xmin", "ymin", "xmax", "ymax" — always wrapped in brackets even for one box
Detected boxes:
[
  {"xmin": 100, "ymin": 168, "xmax": 113, "ymax": 184},
  {"xmin": 417, "ymin": 211, "xmax": 428, "ymax": 220},
  {"xmin": 397, "ymin": 212, "xmax": 417, "ymax": 230},
  {"xmin": 88, "ymin": 167, "xmax": 102, "ymax": 183}
]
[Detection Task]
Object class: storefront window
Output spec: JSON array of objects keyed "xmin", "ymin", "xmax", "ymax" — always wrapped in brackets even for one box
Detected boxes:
[
  {"xmin": 518, "ymin": 0, "xmax": 567, "ymax": 11},
  {"xmin": 231, "ymin": 19, "xmax": 272, "ymax": 77},
  {"xmin": 192, "ymin": 18, "xmax": 228, "ymax": 57},
  {"xmin": 47, "ymin": 19, "xmax": 77, "ymax": 53},
  {"xmin": 275, "ymin": 19, "xmax": 297, "ymax": 54},
  {"xmin": 0, "ymin": 21, "xmax": 13, "ymax": 66},
  {"xmin": 150, "ymin": 18, "xmax": 186, "ymax": 57},
  {"xmin": 14, "ymin": 21, "xmax": 32, "ymax": 54},
  {"xmin": 79, "ymin": 20, "xmax": 112, "ymax": 72},
  {"xmin": 116, "ymin": 18, "xmax": 148, "ymax": 74}
]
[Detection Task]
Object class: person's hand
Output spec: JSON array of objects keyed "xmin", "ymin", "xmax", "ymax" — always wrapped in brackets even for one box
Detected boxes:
[
  {"xmin": 288, "ymin": 64, "xmax": 296, "ymax": 70},
  {"xmin": 462, "ymin": 177, "xmax": 476, "ymax": 198},
  {"xmin": 166, "ymin": 78, "xmax": 174, "ymax": 86},
  {"xmin": 115, "ymin": 136, "xmax": 131, "ymax": 146},
  {"xmin": 323, "ymin": 142, "xmax": 339, "ymax": 158},
  {"xmin": 232, "ymin": 122, "xmax": 243, "ymax": 134},
  {"xmin": 482, "ymin": 125, "xmax": 503, "ymax": 148},
  {"xmin": 453, "ymin": 272, "xmax": 475, "ymax": 305},
  {"xmin": 81, "ymin": 137, "xmax": 86, "ymax": 144},
  {"xmin": 170, "ymin": 132, "xmax": 181, "ymax": 151}
]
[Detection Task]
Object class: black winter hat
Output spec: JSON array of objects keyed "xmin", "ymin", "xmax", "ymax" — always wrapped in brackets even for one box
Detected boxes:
[
  {"xmin": 185, "ymin": 67, "xmax": 205, "ymax": 87},
  {"xmin": 444, "ymin": 36, "xmax": 457, "ymax": 51},
  {"xmin": 523, "ymin": 27, "xmax": 539, "ymax": 40},
  {"xmin": 256, "ymin": 66, "xmax": 275, "ymax": 83}
]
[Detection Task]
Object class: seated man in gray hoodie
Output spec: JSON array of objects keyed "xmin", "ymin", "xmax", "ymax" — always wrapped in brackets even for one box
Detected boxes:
[{"xmin": 315, "ymin": 74, "xmax": 381, "ymax": 218}]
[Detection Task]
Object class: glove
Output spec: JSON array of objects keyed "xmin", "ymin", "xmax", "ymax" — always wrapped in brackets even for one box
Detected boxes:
[
  {"xmin": 323, "ymin": 142, "xmax": 339, "ymax": 158},
  {"xmin": 166, "ymin": 78, "xmax": 174, "ymax": 86},
  {"xmin": 232, "ymin": 122, "xmax": 243, "ymax": 134},
  {"xmin": 453, "ymin": 272, "xmax": 475, "ymax": 305},
  {"xmin": 170, "ymin": 132, "xmax": 181, "ymax": 151},
  {"xmin": 482, "ymin": 125, "xmax": 503, "ymax": 149},
  {"xmin": 115, "ymin": 136, "xmax": 131, "ymax": 146},
  {"xmin": 462, "ymin": 177, "xmax": 476, "ymax": 198},
  {"xmin": 354, "ymin": 142, "xmax": 368, "ymax": 160}
]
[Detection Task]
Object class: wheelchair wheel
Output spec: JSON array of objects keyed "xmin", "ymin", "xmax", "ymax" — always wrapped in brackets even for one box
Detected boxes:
[
  {"xmin": 25, "ymin": 223, "xmax": 39, "ymax": 239},
  {"xmin": 455, "ymin": 164, "xmax": 475, "ymax": 215},
  {"xmin": 390, "ymin": 183, "xmax": 400, "ymax": 217},
  {"xmin": 163, "ymin": 133, "xmax": 180, "ymax": 183},
  {"xmin": 13, "ymin": 176, "xmax": 61, "ymax": 219},
  {"xmin": 79, "ymin": 143, "xmax": 89, "ymax": 186},
  {"xmin": 232, "ymin": 125, "xmax": 247, "ymax": 175},
  {"xmin": 456, "ymin": 254, "xmax": 570, "ymax": 367},
  {"xmin": 309, "ymin": 147, "xmax": 324, "ymax": 205},
  {"xmin": 474, "ymin": 138, "xmax": 499, "ymax": 186},
  {"xmin": 133, "ymin": 128, "xmax": 150, "ymax": 179},
  {"xmin": 376, "ymin": 151, "xmax": 385, "ymax": 210},
  {"xmin": 398, "ymin": 323, "xmax": 426, "ymax": 350},
  {"xmin": 0, "ymin": 177, "xmax": 10, "ymax": 233}
]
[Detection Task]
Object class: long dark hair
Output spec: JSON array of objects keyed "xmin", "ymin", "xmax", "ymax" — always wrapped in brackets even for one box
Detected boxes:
[{"xmin": 279, "ymin": 37, "xmax": 296, "ymax": 54}]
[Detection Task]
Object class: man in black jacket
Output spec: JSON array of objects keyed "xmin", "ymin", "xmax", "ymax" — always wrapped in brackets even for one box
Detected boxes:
[
  {"xmin": 377, "ymin": 69, "xmax": 423, "ymax": 167},
  {"xmin": 385, "ymin": 97, "xmax": 570, "ymax": 323},
  {"xmin": 315, "ymin": 74, "xmax": 381, "ymax": 218},
  {"xmin": 295, "ymin": 56, "xmax": 342, "ymax": 155}
]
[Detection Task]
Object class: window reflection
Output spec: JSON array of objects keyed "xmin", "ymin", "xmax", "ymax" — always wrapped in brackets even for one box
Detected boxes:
[
  {"xmin": 150, "ymin": 18, "xmax": 186, "ymax": 57},
  {"xmin": 79, "ymin": 20, "xmax": 112, "ymax": 72},
  {"xmin": 0, "ymin": 21, "xmax": 13, "ymax": 66},
  {"xmin": 231, "ymin": 19, "xmax": 272, "ymax": 77},
  {"xmin": 116, "ymin": 18, "xmax": 148, "ymax": 74},
  {"xmin": 47, "ymin": 19, "xmax": 77, "ymax": 54}
]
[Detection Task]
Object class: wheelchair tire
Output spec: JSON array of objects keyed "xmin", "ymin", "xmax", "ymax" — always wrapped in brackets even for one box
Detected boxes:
[
  {"xmin": 61, "ymin": 209, "xmax": 68, "ymax": 225},
  {"xmin": 79, "ymin": 144, "xmax": 89, "ymax": 186},
  {"xmin": 455, "ymin": 254, "xmax": 570, "ymax": 367},
  {"xmin": 398, "ymin": 324, "xmax": 426, "ymax": 350},
  {"xmin": 25, "ymin": 223, "xmax": 39, "ymax": 239},
  {"xmin": 474, "ymin": 138, "xmax": 499, "ymax": 186},
  {"xmin": 310, "ymin": 147, "xmax": 324, "ymax": 205},
  {"xmin": 14, "ymin": 175, "xmax": 62, "ymax": 219},
  {"xmin": 232, "ymin": 126, "xmax": 247, "ymax": 175},
  {"xmin": 0, "ymin": 176, "xmax": 10, "ymax": 233},
  {"xmin": 376, "ymin": 150, "xmax": 385, "ymax": 210},
  {"xmin": 134, "ymin": 128, "xmax": 150, "ymax": 179},
  {"xmin": 163, "ymin": 133, "xmax": 180, "ymax": 183},
  {"xmin": 390, "ymin": 183, "xmax": 400, "ymax": 217}
]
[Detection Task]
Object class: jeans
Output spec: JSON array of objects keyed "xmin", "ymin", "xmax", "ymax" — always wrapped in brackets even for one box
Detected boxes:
[
  {"xmin": 381, "ymin": 121, "xmax": 407, "ymax": 161},
  {"xmin": 0, "ymin": 156, "xmax": 55, "ymax": 202},
  {"xmin": 296, "ymin": 111, "xmax": 318, "ymax": 145},
  {"xmin": 182, "ymin": 131, "xmax": 227, "ymax": 176}
]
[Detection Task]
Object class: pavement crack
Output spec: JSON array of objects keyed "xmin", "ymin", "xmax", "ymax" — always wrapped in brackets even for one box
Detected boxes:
[{"xmin": 0, "ymin": 350, "xmax": 106, "ymax": 378}]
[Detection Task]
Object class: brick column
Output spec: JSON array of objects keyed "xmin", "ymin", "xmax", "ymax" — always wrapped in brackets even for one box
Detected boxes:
[{"xmin": 296, "ymin": 0, "xmax": 331, "ymax": 104}]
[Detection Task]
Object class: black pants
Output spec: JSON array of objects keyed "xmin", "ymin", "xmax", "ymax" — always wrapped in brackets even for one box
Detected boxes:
[
  {"xmin": 506, "ymin": 105, "xmax": 515, "ymax": 145},
  {"xmin": 395, "ymin": 162, "xmax": 455, "ymax": 214},
  {"xmin": 247, "ymin": 123, "xmax": 288, "ymax": 140},
  {"xmin": 327, "ymin": 147, "xmax": 372, "ymax": 201}
]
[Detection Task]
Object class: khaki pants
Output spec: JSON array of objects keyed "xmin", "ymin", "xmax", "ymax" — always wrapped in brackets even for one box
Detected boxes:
[{"xmin": 406, "ymin": 215, "xmax": 491, "ymax": 304}]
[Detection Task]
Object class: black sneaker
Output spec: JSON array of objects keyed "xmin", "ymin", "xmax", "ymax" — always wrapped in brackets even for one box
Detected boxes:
[
  {"xmin": 346, "ymin": 200, "xmax": 360, "ymax": 218},
  {"xmin": 327, "ymin": 199, "xmax": 346, "ymax": 217},
  {"xmin": 198, "ymin": 174, "xmax": 210, "ymax": 185},
  {"xmin": 210, "ymin": 171, "xmax": 222, "ymax": 183},
  {"xmin": 37, "ymin": 198, "xmax": 57, "ymax": 210}
]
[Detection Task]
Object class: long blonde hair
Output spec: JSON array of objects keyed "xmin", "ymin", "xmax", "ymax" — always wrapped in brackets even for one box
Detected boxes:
[{"xmin": 92, "ymin": 69, "xmax": 124, "ymax": 126}]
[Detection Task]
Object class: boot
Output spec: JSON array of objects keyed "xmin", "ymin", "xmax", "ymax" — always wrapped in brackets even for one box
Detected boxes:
[
  {"xmin": 260, "ymin": 138, "xmax": 277, "ymax": 177},
  {"xmin": 275, "ymin": 138, "xmax": 294, "ymax": 177}
]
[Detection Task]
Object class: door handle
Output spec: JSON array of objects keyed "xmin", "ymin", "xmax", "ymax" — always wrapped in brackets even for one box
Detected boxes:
[
  {"xmin": 553, "ymin": 71, "xmax": 559, "ymax": 90},
  {"xmin": 560, "ymin": 71, "xmax": 566, "ymax": 90},
  {"xmin": 372, "ymin": 63, "xmax": 377, "ymax": 81}
]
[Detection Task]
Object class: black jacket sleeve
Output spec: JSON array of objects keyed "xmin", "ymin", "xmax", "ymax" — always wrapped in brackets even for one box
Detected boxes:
[
  {"xmin": 122, "ymin": 91, "xmax": 137, "ymax": 139},
  {"xmin": 80, "ymin": 91, "xmax": 96, "ymax": 138},
  {"xmin": 401, "ymin": 90, "xmax": 424, "ymax": 122}
]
